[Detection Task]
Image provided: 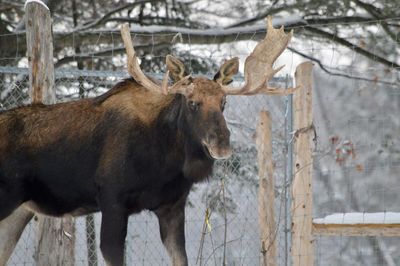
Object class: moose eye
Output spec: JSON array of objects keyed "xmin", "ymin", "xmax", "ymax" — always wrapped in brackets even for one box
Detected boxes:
[{"xmin": 188, "ymin": 101, "xmax": 200, "ymax": 111}]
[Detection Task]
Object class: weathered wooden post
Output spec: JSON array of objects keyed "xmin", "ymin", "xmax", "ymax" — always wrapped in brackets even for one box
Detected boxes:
[
  {"xmin": 25, "ymin": 1, "xmax": 75, "ymax": 265},
  {"xmin": 25, "ymin": 0, "xmax": 55, "ymax": 104},
  {"xmin": 256, "ymin": 111, "xmax": 277, "ymax": 266},
  {"xmin": 291, "ymin": 61, "xmax": 314, "ymax": 266}
]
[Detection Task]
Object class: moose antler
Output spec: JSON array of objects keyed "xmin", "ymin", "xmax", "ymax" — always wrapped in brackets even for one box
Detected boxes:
[
  {"xmin": 120, "ymin": 23, "xmax": 164, "ymax": 93},
  {"xmin": 222, "ymin": 16, "xmax": 299, "ymax": 96},
  {"xmin": 120, "ymin": 23, "xmax": 193, "ymax": 96}
]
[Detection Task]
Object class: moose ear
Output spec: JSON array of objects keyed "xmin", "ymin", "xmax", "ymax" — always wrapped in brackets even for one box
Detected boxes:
[
  {"xmin": 166, "ymin": 55, "xmax": 188, "ymax": 82},
  {"xmin": 214, "ymin": 57, "xmax": 239, "ymax": 85}
]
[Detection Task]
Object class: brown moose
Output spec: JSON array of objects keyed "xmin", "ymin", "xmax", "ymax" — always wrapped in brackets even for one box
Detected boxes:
[{"xmin": 0, "ymin": 17, "xmax": 294, "ymax": 265}]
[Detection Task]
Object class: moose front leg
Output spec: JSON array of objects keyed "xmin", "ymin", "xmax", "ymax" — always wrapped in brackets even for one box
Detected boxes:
[
  {"xmin": 155, "ymin": 198, "xmax": 188, "ymax": 266},
  {"xmin": 99, "ymin": 202, "xmax": 128, "ymax": 266},
  {"xmin": 0, "ymin": 207, "xmax": 33, "ymax": 266}
]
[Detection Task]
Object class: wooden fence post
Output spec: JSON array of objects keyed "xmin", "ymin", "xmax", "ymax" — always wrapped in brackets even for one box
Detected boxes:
[
  {"xmin": 291, "ymin": 61, "xmax": 314, "ymax": 266},
  {"xmin": 256, "ymin": 111, "xmax": 277, "ymax": 266},
  {"xmin": 25, "ymin": 0, "xmax": 55, "ymax": 104},
  {"xmin": 25, "ymin": 1, "xmax": 75, "ymax": 265}
]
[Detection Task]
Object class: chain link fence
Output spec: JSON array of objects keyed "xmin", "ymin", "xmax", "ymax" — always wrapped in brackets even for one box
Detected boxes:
[
  {"xmin": 3, "ymin": 66, "xmax": 400, "ymax": 266},
  {"xmin": 1, "ymin": 67, "xmax": 292, "ymax": 266}
]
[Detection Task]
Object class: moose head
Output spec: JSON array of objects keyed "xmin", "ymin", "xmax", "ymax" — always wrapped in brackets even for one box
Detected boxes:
[{"xmin": 120, "ymin": 17, "xmax": 297, "ymax": 162}]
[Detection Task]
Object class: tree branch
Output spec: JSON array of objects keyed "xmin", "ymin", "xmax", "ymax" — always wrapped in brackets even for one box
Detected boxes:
[
  {"xmin": 287, "ymin": 47, "xmax": 397, "ymax": 86},
  {"xmin": 304, "ymin": 16, "xmax": 380, "ymax": 26},
  {"xmin": 54, "ymin": 43, "xmax": 171, "ymax": 67},
  {"xmin": 352, "ymin": 0, "xmax": 398, "ymax": 42},
  {"xmin": 2, "ymin": 19, "xmax": 399, "ymax": 71},
  {"xmin": 73, "ymin": 0, "xmax": 165, "ymax": 31},
  {"xmin": 229, "ymin": 14, "xmax": 384, "ymax": 29},
  {"xmin": 97, "ymin": 16, "xmax": 205, "ymax": 28},
  {"xmin": 303, "ymin": 26, "xmax": 400, "ymax": 69},
  {"xmin": 226, "ymin": 3, "xmax": 304, "ymax": 28}
]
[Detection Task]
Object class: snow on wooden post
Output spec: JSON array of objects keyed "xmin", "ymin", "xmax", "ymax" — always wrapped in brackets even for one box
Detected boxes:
[
  {"xmin": 313, "ymin": 212, "xmax": 400, "ymax": 237},
  {"xmin": 256, "ymin": 111, "xmax": 277, "ymax": 266},
  {"xmin": 291, "ymin": 61, "xmax": 314, "ymax": 266},
  {"xmin": 25, "ymin": 1, "xmax": 75, "ymax": 265}
]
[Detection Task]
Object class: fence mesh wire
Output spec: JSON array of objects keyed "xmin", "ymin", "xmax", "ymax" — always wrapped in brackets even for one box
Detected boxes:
[
  {"xmin": 2, "ymin": 16, "xmax": 400, "ymax": 265},
  {"xmin": 3, "ymin": 68, "xmax": 400, "ymax": 266},
  {"xmin": 1, "ymin": 67, "xmax": 291, "ymax": 266},
  {"xmin": 312, "ymin": 70, "xmax": 400, "ymax": 266}
]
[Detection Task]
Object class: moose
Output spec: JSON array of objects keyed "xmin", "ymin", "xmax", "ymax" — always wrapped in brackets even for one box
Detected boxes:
[{"xmin": 0, "ymin": 17, "xmax": 294, "ymax": 265}]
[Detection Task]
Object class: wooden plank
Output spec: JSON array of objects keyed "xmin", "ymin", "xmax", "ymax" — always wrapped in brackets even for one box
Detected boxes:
[
  {"xmin": 25, "ymin": 2, "xmax": 75, "ymax": 265},
  {"xmin": 313, "ymin": 223, "xmax": 400, "ymax": 237},
  {"xmin": 256, "ymin": 111, "xmax": 277, "ymax": 266},
  {"xmin": 291, "ymin": 61, "xmax": 314, "ymax": 266}
]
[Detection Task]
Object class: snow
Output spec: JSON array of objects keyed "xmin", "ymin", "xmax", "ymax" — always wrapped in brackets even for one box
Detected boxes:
[
  {"xmin": 270, "ymin": 15, "xmax": 304, "ymax": 28},
  {"xmin": 313, "ymin": 212, "xmax": 400, "ymax": 225},
  {"xmin": 24, "ymin": 0, "xmax": 49, "ymax": 11},
  {"xmin": 128, "ymin": 24, "xmax": 260, "ymax": 36},
  {"xmin": 125, "ymin": 16, "xmax": 304, "ymax": 37}
]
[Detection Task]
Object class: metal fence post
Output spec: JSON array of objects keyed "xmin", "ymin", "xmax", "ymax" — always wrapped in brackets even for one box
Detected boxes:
[{"xmin": 284, "ymin": 74, "xmax": 294, "ymax": 266}]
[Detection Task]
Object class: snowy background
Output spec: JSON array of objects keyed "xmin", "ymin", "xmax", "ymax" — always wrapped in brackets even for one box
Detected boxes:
[{"xmin": 1, "ymin": 0, "xmax": 400, "ymax": 265}]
